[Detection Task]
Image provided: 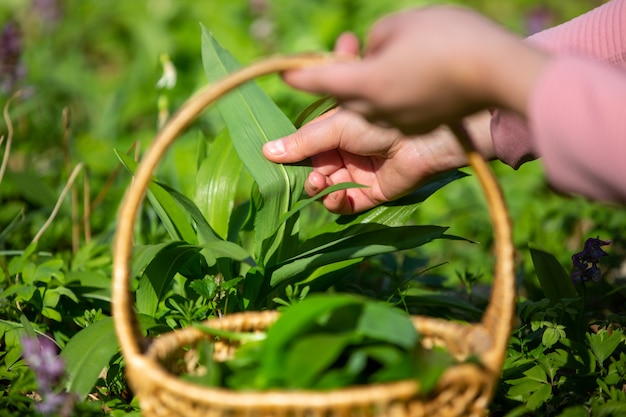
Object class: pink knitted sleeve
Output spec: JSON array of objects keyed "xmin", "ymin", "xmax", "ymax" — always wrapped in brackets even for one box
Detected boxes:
[{"xmin": 489, "ymin": 0, "xmax": 626, "ymax": 203}]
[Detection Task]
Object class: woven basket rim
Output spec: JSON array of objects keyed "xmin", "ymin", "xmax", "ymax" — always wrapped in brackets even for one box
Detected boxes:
[
  {"xmin": 133, "ymin": 309, "xmax": 493, "ymax": 409},
  {"xmin": 129, "ymin": 352, "xmax": 425, "ymax": 408}
]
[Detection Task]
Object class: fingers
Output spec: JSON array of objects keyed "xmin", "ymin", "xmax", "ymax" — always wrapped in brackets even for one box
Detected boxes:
[
  {"xmin": 302, "ymin": 171, "xmax": 353, "ymax": 214},
  {"xmin": 263, "ymin": 113, "xmax": 342, "ymax": 164},
  {"xmin": 282, "ymin": 58, "xmax": 367, "ymax": 99},
  {"xmin": 334, "ymin": 32, "xmax": 360, "ymax": 56}
]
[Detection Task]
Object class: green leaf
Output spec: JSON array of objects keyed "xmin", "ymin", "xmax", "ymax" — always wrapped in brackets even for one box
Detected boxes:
[
  {"xmin": 293, "ymin": 96, "xmax": 336, "ymax": 128},
  {"xmin": 591, "ymin": 399, "xmax": 626, "ymax": 415},
  {"xmin": 7, "ymin": 242, "xmax": 38, "ymax": 276},
  {"xmin": 357, "ymin": 301, "xmax": 418, "ymax": 349},
  {"xmin": 201, "ymin": 26, "xmax": 308, "ymax": 265},
  {"xmin": 137, "ymin": 243, "xmax": 201, "ymax": 316},
  {"xmin": 542, "ymin": 327, "xmax": 561, "ymax": 348},
  {"xmin": 156, "ymin": 181, "xmax": 221, "ymax": 244},
  {"xmin": 412, "ymin": 346, "xmax": 455, "ymax": 394},
  {"xmin": 525, "ymin": 383, "xmax": 552, "ymax": 411},
  {"xmin": 401, "ymin": 287, "xmax": 483, "ymax": 317},
  {"xmin": 537, "ymin": 349, "xmax": 568, "ymax": 381},
  {"xmin": 62, "ymin": 317, "xmax": 118, "ymax": 399},
  {"xmin": 284, "ymin": 332, "xmax": 356, "ymax": 388},
  {"xmin": 41, "ymin": 287, "xmax": 78, "ymax": 321},
  {"xmin": 198, "ymin": 241, "xmax": 256, "ymax": 267},
  {"xmin": 259, "ymin": 294, "xmax": 362, "ymax": 383},
  {"xmin": 275, "ymin": 182, "xmax": 367, "ymax": 229},
  {"xmin": 32, "ymin": 259, "xmax": 65, "ymax": 284},
  {"xmin": 524, "ymin": 364, "xmax": 549, "ymax": 383},
  {"xmin": 556, "ymin": 406, "xmax": 589, "ymax": 417},
  {"xmin": 529, "ymin": 244, "xmax": 579, "ymax": 304},
  {"xmin": 314, "ymin": 171, "xmax": 466, "ymax": 239},
  {"xmin": 507, "ymin": 378, "xmax": 550, "ymax": 410},
  {"xmin": 189, "ymin": 277, "xmax": 217, "ymax": 299},
  {"xmin": 587, "ymin": 329, "xmax": 624, "ymax": 365},
  {"xmin": 131, "ymin": 242, "xmax": 176, "ymax": 280},
  {"xmin": 67, "ymin": 270, "xmax": 112, "ymax": 303},
  {"xmin": 193, "ymin": 129, "xmax": 243, "ymax": 240},
  {"xmin": 116, "ymin": 149, "xmax": 197, "ymax": 244},
  {"xmin": 269, "ymin": 225, "xmax": 446, "ymax": 287}
]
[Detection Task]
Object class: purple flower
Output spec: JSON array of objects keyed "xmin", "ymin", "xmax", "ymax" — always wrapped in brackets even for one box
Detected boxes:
[
  {"xmin": 21, "ymin": 335, "xmax": 74, "ymax": 416},
  {"xmin": 570, "ymin": 237, "xmax": 610, "ymax": 284},
  {"xmin": 0, "ymin": 22, "xmax": 26, "ymax": 94}
]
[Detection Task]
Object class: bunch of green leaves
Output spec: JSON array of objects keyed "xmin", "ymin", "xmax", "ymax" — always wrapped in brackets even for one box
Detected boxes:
[
  {"xmin": 117, "ymin": 27, "xmax": 464, "ymax": 323},
  {"xmin": 0, "ymin": 241, "xmax": 130, "ymax": 414},
  {"xmin": 190, "ymin": 293, "xmax": 453, "ymax": 392},
  {"xmin": 492, "ymin": 246, "xmax": 626, "ymax": 417}
]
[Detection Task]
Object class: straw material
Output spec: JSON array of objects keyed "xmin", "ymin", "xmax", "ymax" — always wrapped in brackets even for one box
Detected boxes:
[{"xmin": 112, "ymin": 55, "xmax": 516, "ymax": 417}]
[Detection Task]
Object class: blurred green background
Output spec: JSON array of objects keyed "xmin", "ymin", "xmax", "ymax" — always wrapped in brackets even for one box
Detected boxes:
[{"xmin": 1, "ymin": 0, "xmax": 622, "ymax": 295}]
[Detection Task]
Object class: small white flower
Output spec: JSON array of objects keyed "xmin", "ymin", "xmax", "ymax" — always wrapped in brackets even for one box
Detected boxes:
[{"xmin": 156, "ymin": 53, "xmax": 177, "ymax": 90}]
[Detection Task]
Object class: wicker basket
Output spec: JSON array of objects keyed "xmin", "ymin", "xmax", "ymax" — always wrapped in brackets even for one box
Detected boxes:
[{"xmin": 112, "ymin": 55, "xmax": 516, "ymax": 417}]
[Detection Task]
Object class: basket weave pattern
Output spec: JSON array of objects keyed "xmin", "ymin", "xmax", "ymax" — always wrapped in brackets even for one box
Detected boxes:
[{"xmin": 112, "ymin": 56, "xmax": 516, "ymax": 417}]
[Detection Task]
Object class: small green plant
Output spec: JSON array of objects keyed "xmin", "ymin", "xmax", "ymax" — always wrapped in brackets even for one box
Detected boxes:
[{"xmin": 492, "ymin": 239, "xmax": 626, "ymax": 417}]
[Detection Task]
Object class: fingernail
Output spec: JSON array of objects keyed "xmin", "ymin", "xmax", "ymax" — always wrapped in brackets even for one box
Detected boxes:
[
  {"xmin": 264, "ymin": 140, "xmax": 285, "ymax": 156},
  {"xmin": 305, "ymin": 178, "xmax": 319, "ymax": 193}
]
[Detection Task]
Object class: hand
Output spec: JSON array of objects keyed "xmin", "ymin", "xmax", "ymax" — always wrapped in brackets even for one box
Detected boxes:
[
  {"xmin": 282, "ymin": 6, "xmax": 549, "ymax": 135},
  {"xmin": 263, "ymin": 109, "xmax": 494, "ymax": 214}
]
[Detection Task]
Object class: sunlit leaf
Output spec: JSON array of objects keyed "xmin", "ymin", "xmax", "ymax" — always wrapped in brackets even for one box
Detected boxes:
[
  {"xmin": 201, "ymin": 26, "xmax": 308, "ymax": 265},
  {"xmin": 115, "ymin": 149, "xmax": 197, "ymax": 244},
  {"xmin": 269, "ymin": 225, "xmax": 446, "ymax": 287},
  {"xmin": 586, "ymin": 329, "xmax": 624, "ymax": 365},
  {"xmin": 156, "ymin": 181, "xmax": 221, "ymax": 244},
  {"xmin": 62, "ymin": 317, "xmax": 118, "ymax": 399},
  {"xmin": 193, "ymin": 129, "xmax": 243, "ymax": 240}
]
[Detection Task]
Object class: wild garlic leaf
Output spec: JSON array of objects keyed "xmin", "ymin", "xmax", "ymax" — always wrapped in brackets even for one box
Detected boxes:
[
  {"xmin": 284, "ymin": 332, "xmax": 357, "ymax": 388},
  {"xmin": 201, "ymin": 26, "xmax": 308, "ymax": 265},
  {"xmin": 357, "ymin": 301, "xmax": 418, "ymax": 350},
  {"xmin": 258, "ymin": 294, "xmax": 361, "ymax": 383}
]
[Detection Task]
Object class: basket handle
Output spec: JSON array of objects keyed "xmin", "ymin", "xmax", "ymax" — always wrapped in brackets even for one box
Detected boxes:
[
  {"xmin": 448, "ymin": 122, "xmax": 516, "ymax": 374},
  {"xmin": 112, "ymin": 55, "xmax": 515, "ymax": 373}
]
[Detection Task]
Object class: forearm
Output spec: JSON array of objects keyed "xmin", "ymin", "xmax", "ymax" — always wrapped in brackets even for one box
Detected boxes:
[{"xmin": 529, "ymin": 55, "xmax": 626, "ymax": 204}]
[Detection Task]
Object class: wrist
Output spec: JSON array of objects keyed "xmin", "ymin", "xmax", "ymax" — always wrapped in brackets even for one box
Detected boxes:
[{"xmin": 480, "ymin": 38, "xmax": 551, "ymax": 117}]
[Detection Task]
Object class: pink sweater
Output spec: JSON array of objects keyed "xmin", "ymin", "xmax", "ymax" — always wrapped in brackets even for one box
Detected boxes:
[{"xmin": 490, "ymin": 0, "xmax": 626, "ymax": 204}]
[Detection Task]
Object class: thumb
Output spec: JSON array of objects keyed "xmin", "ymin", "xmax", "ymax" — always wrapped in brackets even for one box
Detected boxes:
[{"xmin": 263, "ymin": 113, "xmax": 343, "ymax": 163}]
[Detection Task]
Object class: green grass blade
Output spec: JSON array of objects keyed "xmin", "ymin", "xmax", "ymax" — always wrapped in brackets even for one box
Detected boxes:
[
  {"xmin": 330, "ymin": 171, "xmax": 466, "ymax": 232},
  {"xmin": 274, "ymin": 182, "xmax": 366, "ymax": 233}
]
